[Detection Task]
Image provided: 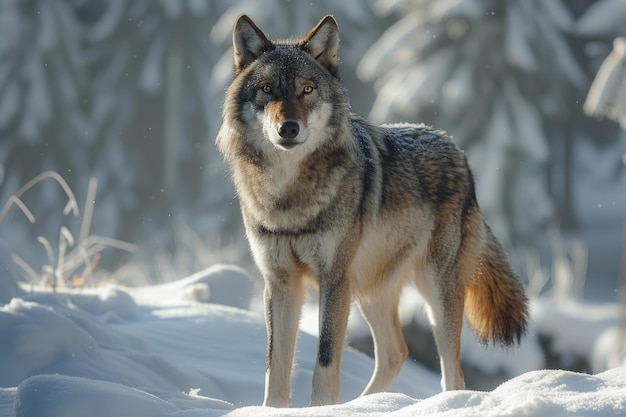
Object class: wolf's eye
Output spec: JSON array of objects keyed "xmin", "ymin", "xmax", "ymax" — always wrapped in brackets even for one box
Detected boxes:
[
  {"xmin": 261, "ymin": 85, "xmax": 272, "ymax": 94},
  {"xmin": 303, "ymin": 85, "xmax": 314, "ymax": 94}
]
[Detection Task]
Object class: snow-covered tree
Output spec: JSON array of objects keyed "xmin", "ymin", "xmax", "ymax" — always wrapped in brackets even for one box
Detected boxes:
[
  {"xmin": 579, "ymin": 0, "xmax": 626, "ymax": 129},
  {"xmin": 0, "ymin": 0, "xmax": 94, "ymax": 271},
  {"xmin": 0, "ymin": 0, "xmax": 383, "ymax": 282},
  {"xmin": 585, "ymin": 37, "xmax": 626, "ymax": 129},
  {"xmin": 0, "ymin": 0, "xmax": 237, "ymax": 277},
  {"xmin": 358, "ymin": 0, "xmax": 623, "ymax": 262}
]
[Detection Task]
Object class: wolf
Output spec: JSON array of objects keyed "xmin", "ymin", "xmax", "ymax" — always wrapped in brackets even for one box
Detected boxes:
[{"xmin": 216, "ymin": 14, "xmax": 529, "ymax": 407}]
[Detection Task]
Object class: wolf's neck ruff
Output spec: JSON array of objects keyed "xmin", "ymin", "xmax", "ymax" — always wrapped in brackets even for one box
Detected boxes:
[{"xmin": 216, "ymin": 14, "xmax": 528, "ymax": 408}]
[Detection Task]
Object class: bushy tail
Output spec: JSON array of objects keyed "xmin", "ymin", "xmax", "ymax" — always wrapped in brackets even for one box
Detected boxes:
[{"xmin": 464, "ymin": 225, "xmax": 529, "ymax": 347}]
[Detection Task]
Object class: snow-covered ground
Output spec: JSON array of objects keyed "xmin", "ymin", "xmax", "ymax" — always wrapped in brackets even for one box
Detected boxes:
[{"xmin": 1, "ymin": 263, "xmax": 625, "ymax": 417}]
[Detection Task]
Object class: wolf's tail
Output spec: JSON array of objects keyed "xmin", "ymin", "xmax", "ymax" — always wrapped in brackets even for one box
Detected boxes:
[{"xmin": 464, "ymin": 224, "xmax": 529, "ymax": 346}]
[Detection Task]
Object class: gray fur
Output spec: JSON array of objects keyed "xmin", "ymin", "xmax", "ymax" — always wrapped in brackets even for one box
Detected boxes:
[{"xmin": 217, "ymin": 15, "xmax": 529, "ymax": 407}]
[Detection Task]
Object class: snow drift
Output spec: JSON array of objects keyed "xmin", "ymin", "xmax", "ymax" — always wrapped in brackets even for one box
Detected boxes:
[{"xmin": 1, "ymin": 264, "xmax": 625, "ymax": 417}]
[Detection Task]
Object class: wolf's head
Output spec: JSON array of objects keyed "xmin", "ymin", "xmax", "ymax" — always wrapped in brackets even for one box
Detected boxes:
[{"xmin": 218, "ymin": 15, "xmax": 349, "ymax": 157}]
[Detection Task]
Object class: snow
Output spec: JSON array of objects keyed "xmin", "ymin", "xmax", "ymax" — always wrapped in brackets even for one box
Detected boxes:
[{"xmin": 1, "ymin": 259, "xmax": 626, "ymax": 417}]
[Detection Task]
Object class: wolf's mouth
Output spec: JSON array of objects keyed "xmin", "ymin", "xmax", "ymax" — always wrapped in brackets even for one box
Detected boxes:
[{"xmin": 275, "ymin": 140, "xmax": 302, "ymax": 150}]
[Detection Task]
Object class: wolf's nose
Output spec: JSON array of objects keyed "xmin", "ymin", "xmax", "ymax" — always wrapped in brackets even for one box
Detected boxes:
[{"xmin": 278, "ymin": 120, "xmax": 300, "ymax": 139}]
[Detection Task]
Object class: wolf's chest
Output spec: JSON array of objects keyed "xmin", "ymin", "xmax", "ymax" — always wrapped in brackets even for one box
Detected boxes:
[{"xmin": 239, "ymin": 155, "xmax": 359, "ymax": 234}]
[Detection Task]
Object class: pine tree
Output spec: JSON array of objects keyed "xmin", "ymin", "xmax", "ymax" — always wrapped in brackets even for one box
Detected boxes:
[
  {"xmin": 0, "ymin": 0, "xmax": 382, "ymax": 281},
  {"xmin": 0, "ymin": 1, "xmax": 236, "ymax": 276},
  {"xmin": 579, "ymin": 0, "xmax": 626, "ymax": 128},
  {"xmin": 358, "ymin": 0, "xmax": 621, "ymax": 261}
]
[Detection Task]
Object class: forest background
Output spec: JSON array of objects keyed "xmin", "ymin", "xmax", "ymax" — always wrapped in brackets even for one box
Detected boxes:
[{"xmin": 1, "ymin": 0, "xmax": 625, "ymax": 306}]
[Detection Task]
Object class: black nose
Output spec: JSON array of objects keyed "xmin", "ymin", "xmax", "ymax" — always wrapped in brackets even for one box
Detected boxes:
[{"xmin": 278, "ymin": 120, "xmax": 300, "ymax": 139}]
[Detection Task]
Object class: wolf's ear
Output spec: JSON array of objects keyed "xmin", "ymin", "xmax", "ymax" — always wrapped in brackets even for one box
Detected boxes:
[
  {"xmin": 232, "ymin": 15, "xmax": 271, "ymax": 75},
  {"xmin": 301, "ymin": 15, "xmax": 340, "ymax": 73}
]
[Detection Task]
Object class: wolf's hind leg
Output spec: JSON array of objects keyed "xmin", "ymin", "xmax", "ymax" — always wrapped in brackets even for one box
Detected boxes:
[
  {"xmin": 357, "ymin": 289, "xmax": 408, "ymax": 396},
  {"xmin": 415, "ymin": 268, "xmax": 465, "ymax": 391}
]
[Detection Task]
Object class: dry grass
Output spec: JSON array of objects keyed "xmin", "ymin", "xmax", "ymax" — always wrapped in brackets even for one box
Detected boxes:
[{"xmin": 0, "ymin": 171, "xmax": 135, "ymax": 289}]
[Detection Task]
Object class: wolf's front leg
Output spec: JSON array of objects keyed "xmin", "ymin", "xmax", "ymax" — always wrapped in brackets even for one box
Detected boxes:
[
  {"xmin": 263, "ymin": 275, "xmax": 304, "ymax": 407},
  {"xmin": 310, "ymin": 277, "xmax": 351, "ymax": 406}
]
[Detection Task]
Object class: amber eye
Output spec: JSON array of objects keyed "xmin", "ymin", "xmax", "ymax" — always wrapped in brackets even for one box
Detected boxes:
[
  {"xmin": 261, "ymin": 85, "xmax": 272, "ymax": 94},
  {"xmin": 303, "ymin": 85, "xmax": 314, "ymax": 94}
]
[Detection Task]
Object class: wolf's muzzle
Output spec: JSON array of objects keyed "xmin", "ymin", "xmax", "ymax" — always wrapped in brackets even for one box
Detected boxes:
[
  {"xmin": 278, "ymin": 120, "xmax": 300, "ymax": 140},
  {"xmin": 276, "ymin": 120, "xmax": 302, "ymax": 149}
]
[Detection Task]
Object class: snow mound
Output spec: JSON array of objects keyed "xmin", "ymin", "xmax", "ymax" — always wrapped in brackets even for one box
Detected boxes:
[
  {"xmin": 128, "ymin": 264, "xmax": 256, "ymax": 309},
  {"xmin": 1, "ymin": 265, "xmax": 625, "ymax": 416},
  {"xmin": 8, "ymin": 369, "xmax": 626, "ymax": 417}
]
